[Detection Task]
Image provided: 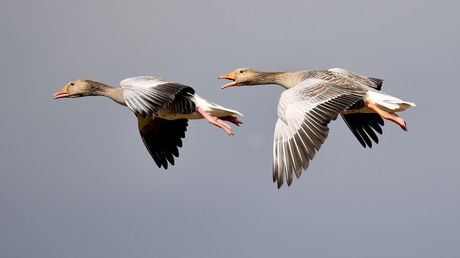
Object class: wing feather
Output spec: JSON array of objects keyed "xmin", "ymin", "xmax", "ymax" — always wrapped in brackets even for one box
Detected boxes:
[
  {"xmin": 122, "ymin": 76, "xmax": 195, "ymax": 117},
  {"xmin": 341, "ymin": 113, "xmax": 384, "ymax": 148},
  {"xmin": 273, "ymin": 79, "xmax": 366, "ymax": 188},
  {"xmin": 325, "ymin": 69, "xmax": 386, "ymax": 148},
  {"xmin": 138, "ymin": 115, "xmax": 188, "ymax": 169}
]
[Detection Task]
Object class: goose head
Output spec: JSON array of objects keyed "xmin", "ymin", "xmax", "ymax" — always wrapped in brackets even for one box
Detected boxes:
[
  {"xmin": 218, "ymin": 68, "xmax": 260, "ymax": 89},
  {"xmin": 54, "ymin": 79, "xmax": 101, "ymax": 99}
]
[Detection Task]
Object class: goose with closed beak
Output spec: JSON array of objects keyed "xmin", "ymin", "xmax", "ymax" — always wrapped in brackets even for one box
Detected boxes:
[
  {"xmin": 54, "ymin": 76, "xmax": 243, "ymax": 169},
  {"xmin": 219, "ymin": 68, "xmax": 415, "ymax": 188}
]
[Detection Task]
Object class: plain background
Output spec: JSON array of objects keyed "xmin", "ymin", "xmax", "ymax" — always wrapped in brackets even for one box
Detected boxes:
[{"xmin": 1, "ymin": 0, "xmax": 459, "ymax": 257}]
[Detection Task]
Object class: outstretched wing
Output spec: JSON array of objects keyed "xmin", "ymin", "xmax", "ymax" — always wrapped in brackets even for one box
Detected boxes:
[
  {"xmin": 273, "ymin": 78, "xmax": 366, "ymax": 188},
  {"xmin": 121, "ymin": 76, "xmax": 195, "ymax": 118},
  {"xmin": 137, "ymin": 115, "xmax": 188, "ymax": 169}
]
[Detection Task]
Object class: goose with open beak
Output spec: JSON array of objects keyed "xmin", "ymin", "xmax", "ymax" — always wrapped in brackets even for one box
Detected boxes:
[
  {"xmin": 219, "ymin": 68, "xmax": 415, "ymax": 188},
  {"xmin": 54, "ymin": 76, "xmax": 243, "ymax": 169}
]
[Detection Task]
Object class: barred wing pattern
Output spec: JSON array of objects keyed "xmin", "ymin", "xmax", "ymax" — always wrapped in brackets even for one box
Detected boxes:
[
  {"xmin": 273, "ymin": 78, "xmax": 366, "ymax": 188},
  {"xmin": 328, "ymin": 68, "xmax": 383, "ymax": 90}
]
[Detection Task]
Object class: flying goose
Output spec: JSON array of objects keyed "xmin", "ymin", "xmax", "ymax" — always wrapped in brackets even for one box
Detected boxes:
[
  {"xmin": 219, "ymin": 68, "xmax": 415, "ymax": 188},
  {"xmin": 54, "ymin": 76, "xmax": 243, "ymax": 169}
]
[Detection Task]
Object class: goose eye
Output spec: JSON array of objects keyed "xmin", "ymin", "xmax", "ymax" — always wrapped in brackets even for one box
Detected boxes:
[
  {"xmin": 239, "ymin": 70, "xmax": 244, "ymax": 73},
  {"xmin": 70, "ymin": 83, "xmax": 74, "ymax": 86}
]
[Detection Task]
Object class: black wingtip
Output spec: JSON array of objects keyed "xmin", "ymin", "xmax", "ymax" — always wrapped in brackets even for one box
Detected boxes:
[
  {"xmin": 341, "ymin": 113, "xmax": 384, "ymax": 148},
  {"xmin": 139, "ymin": 117, "xmax": 188, "ymax": 170}
]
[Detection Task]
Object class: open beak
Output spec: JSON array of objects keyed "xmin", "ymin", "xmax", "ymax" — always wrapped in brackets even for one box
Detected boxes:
[
  {"xmin": 218, "ymin": 71, "xmax": 237, "ymax": 89},
  {"xmin": 53, "ymin": 85, "xmax": 69, "ymax": 99}
]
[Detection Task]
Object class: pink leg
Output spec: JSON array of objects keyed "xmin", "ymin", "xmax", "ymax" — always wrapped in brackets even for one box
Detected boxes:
[
  {"xmin": 196, "ymin": 107, "xmax": 234, "ymax": 135},
  {"xmin": 365, "ymin": 101, "xmax": 408, "ymax": 131},
  {"xmin": 218, "ymin": 115, "xmax": 243, "ymax": 126}
]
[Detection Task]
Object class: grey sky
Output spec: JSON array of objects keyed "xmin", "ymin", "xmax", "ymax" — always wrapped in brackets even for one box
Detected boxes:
[{"xmin": 1, "ymin": 0, "xmax": 459, "ymax": 257}]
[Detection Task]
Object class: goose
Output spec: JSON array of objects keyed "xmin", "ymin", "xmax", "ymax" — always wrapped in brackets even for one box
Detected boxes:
[
  {"xmin": 53, "ymin": 76, "xmax": 243, "ymax": 169},
  {"xmin": 219, "ymin": 68, "xmax": 415, "ymax": 188}
]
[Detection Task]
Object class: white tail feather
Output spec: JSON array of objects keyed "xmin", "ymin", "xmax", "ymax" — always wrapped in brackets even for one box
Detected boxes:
[{"xmin": 364, "ymin": 91, "xmax": 415, "ymax": 112}]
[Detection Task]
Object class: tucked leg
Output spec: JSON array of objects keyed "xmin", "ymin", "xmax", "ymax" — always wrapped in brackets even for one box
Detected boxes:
[
  {"xmin": 365, "ymin": 101, "xmax": 408, "ymax": 131},
  {"xmin": 218, "ymin": 115, "xmax": 243, "ymax": 126},
  {"xmin": 196, "ymin": 107, "xmax": 234, "ymax": 135}
]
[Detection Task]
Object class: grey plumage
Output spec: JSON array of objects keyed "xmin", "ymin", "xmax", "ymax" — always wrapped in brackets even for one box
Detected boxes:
[{"xmin": 219, "ymin": 67, "xmax": 414, "ymax": 188}]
